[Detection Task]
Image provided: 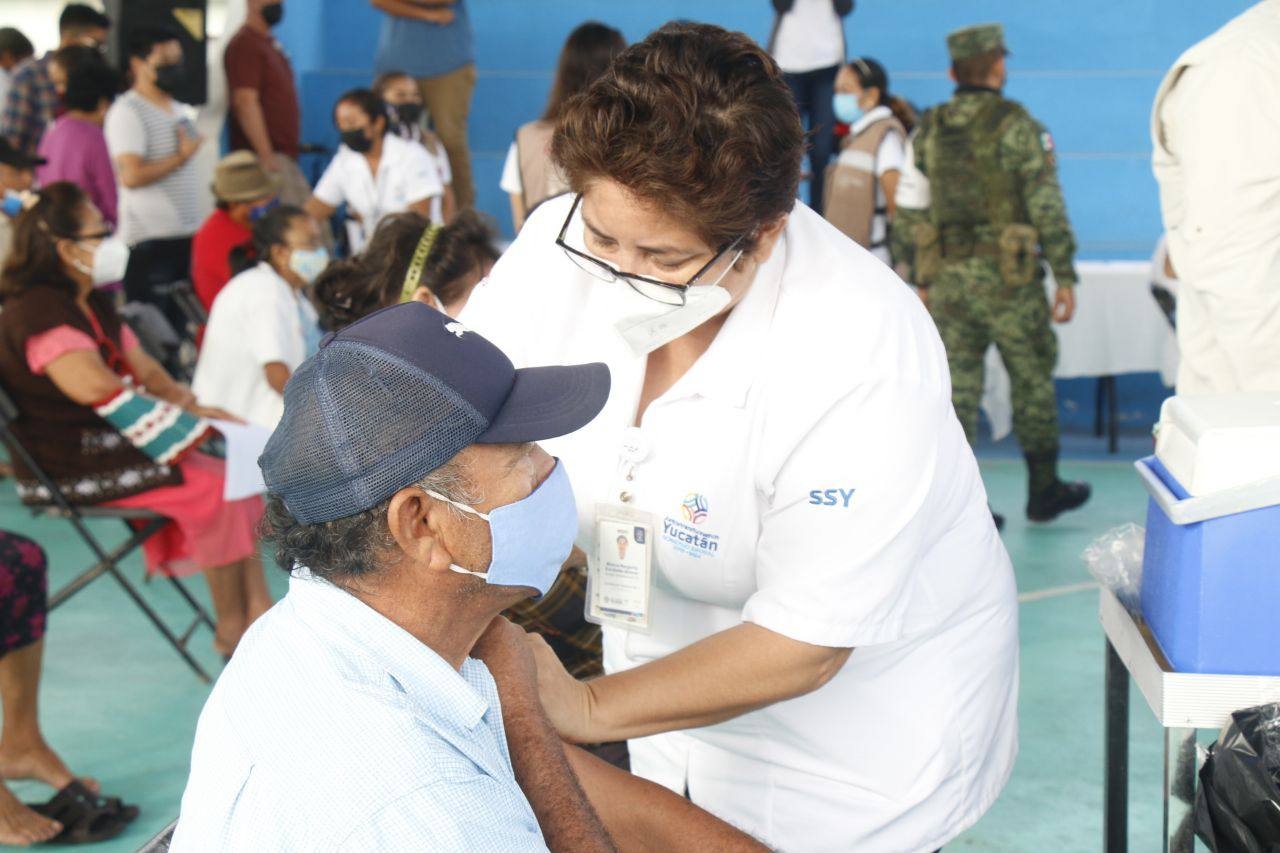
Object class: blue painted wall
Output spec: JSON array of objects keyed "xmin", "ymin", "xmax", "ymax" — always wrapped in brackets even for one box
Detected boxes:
[{"xmin": 275, "ymin": 0, "xmax": 1255, "ymax": 252}]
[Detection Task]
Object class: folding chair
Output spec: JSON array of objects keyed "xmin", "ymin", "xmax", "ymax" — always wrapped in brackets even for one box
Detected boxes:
[{"xmin": 0, "ymin": 385, "xmax": 215, "ymax": 683}]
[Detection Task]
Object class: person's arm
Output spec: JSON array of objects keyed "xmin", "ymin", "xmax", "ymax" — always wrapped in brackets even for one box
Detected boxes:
[
  {"xmin": 440, "ymin": 184, "xmax": 457, "ymax": 223},
  {"xmin": 124, "ymin": 342, "xmax": 195, "ymax": 406},
  {"xmin": 563, "ymin": 745, "xmax": 768, "ymax": 852},
  {"xmin": 1005, "ymin": 113, "xmax": 1078, "ymax": 321},
  {"xmin": 531, "ymin": 621, "xmax": 850, "ymax": 744},
  {"xmin": 304, "ymin": 196, "xmax": 337, "ymax": 223},
  {"xmin": 114, "ymin": 126, "xmax": 202, "ymax": 189},
  {"xmin": 472, "ymin": 618, "xmax": 615, "ymax": 853},
  {"xmin": 306, "ymin": 159, "xmax": 343, "ymax": 223},
  {"xmin": 230, "ymin": 89, "xmax": 276, "ymax": 168},
  {"xmin": 509, "ymin": 194, "xmax": 527, "ymax": 233},
  {"xmin": 369, "ymin": 0, "xmax": 456, "ymax": 23},
  {"xmin": 881, "ymin": 169, "xmax": 901, "ymax": 218},
  {"xmin": 44, "ymin": 349, "xmax": 125, "ymax": 405},
  {"xmin": 408, "ymin": 197, "xmax": 433, "ymax": 218},
  {"xmin": 264, "ymin": 361, "xmax": 290, "ymax": 394}
]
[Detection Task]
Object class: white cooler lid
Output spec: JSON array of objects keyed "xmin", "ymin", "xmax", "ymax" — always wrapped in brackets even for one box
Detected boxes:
[{"xmin": 1155, "ymin": 393, "xmax": 1280, "ymax": 496}]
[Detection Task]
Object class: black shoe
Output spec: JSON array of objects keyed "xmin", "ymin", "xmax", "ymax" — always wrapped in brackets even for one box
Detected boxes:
[
  {"xmin": 1026, "ymin": 479, "xmax": 1092, "ymax": 522},
  {"xmin": 991, "ymin": 507, "xmax": 1005, "ymax": 532}
]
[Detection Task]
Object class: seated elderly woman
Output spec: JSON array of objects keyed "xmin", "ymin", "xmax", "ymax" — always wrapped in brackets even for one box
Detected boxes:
[
  {"xmin": 0, "ymin": 530, "xmax": 138, "ymax": 845},
  {"xmin": 173, "ymin": 302, "xmax": 765, "ymax": 851},
  {"xmin": 0, "ymin": 182, "xmax": 270, "ymax": 658},
  {"xmin": 192, "ymin": 205, "xmax": 323, "ymax": 429}
]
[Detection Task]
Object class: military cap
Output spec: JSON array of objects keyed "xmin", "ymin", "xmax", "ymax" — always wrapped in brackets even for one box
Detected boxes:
[{"xmin": 947, "ymin": 23, "xmax": 1009, "ymax": 63}]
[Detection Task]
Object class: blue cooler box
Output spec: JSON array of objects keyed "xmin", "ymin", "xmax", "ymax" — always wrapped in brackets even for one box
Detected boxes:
[{"xmin": 1136, "ymin": 456, "xmax": 1280, "ymax": 676}]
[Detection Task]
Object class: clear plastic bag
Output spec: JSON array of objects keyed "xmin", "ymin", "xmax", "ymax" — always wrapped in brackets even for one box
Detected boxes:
[{"xmin": 1082, "ymin": 523, "xmax": 1145, "ymax": 611}]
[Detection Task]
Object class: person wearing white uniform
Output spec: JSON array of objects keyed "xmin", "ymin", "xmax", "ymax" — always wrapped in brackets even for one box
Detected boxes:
[
  {"xmin": 193, "ymin": 205, "xmax": 324, "ymax": 429},
  {"xmin": 769, "ymin": 0, "xmax": 854, "ymax": 213},
  {"xmin": 373, "ymin": 70, "xmax": 458, "ymax": 225},
  {"xmin": 305, "ymin": 88, "xmax": 442, "ymax": 254},
  {"xmin": 461, "ymin": 24, "xmax": 1019, "ymax": 852},
  {"xmin": 1151, "ymin": 0, "xmax": 1280, "ymax": 394}
]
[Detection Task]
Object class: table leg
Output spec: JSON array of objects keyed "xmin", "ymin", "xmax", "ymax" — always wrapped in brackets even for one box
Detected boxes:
[
  {"xmin": 1163, "ymin": 727, "xmax": 1197, "ymax": 853},
  {"xmin": 1105, "ymin": 639, "xmax": 1129, "ymax": 853}
]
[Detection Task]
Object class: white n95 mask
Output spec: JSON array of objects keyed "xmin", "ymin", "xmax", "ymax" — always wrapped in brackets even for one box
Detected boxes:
[
  {"xmin": 425, "ymin": 459, "xmax": 578, "ymax": 598},
  {"xmin": 71, "ymin": 237, "xmax": 130, "ymax": 286},
  {"xmin": 612, "ymin": 280, "xmax": 734, "ymax": 356}
]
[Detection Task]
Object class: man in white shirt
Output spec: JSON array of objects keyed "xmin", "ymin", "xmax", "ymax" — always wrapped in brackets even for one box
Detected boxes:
[
  {"xmin": 105, "ymin": 25, "xmax": 204, "ymax": 337},
  {"xmin": 1152, "ymin": 0, "xmax": 1280, "ymax": 394},
  {"xmin": 173, "ymin": 302, "xmax": 766, "ymax": 851},
  {"xmin": 768, "ymin": 0, "xmax": 855, "ymax": 212}
]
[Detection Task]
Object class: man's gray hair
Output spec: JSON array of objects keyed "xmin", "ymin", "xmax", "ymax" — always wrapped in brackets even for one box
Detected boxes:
[{"xmin": 261, "ymin": 461, "xmax": 480, "ymax": 583}]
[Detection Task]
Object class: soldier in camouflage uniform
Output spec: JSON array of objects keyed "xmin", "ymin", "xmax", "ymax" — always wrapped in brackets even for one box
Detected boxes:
[{"xmin": 894, "ymin": 23, "xmax": 1089, "ymax": 524}]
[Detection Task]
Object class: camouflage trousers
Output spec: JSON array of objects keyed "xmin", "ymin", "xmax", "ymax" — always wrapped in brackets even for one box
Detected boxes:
[{"xmin": 929, "ymin": 259, "xmax": 1061, "ymax": 454}]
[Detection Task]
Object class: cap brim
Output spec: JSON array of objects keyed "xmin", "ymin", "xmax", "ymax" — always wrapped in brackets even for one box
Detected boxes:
[{"xmin": 476, "ymin": 362, "xmax": 610, "ymax": 444}]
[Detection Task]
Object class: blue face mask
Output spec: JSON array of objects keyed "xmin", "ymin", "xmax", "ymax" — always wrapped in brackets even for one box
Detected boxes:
[
  {"xmin": 288, "ymin": 247, "xmax": 329, "ymax": 284},
  {"xmin": 427, "ymin": 459, "xmax": 578, "ymax": 598},
  {"xmin": 833, "ymin": 93, "xmax": 864, "ymax": 125},
  {"xmin": 2, "ymin": 190, "xmax": 24, "ymax": 219},
  {"xmin": 249, "ymin": 197, "xmax": 279, "ymax": 222}
]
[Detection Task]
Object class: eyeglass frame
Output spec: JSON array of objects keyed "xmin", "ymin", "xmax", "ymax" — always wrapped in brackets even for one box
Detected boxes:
[{"xmin": 554, "ymin": 193, "xmax": 747, "ymax": 306}]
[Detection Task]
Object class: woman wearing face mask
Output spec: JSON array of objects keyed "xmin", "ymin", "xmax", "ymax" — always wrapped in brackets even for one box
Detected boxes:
[
  {"xmin": 0, "ymin": 182, "xmax": 272, "ymax": 658},
  {"xmin": 461, "ymin": 24, "xmax": 1018, "ymax": 851},
  {"xmin": 824, "ymin": 57, "xmax": 916, "ymax": 265},
  {"xmin": 192, "ymin": 206, "xmax": 324, "ymax": 429},
  {"xmin": 500, "ymin": 22, "xmax": 626, "ymax": 233},
  {"xmin": 305, "ymin": 88, "xmax": 443, "ymax": 254},
  {"xmin": 372, "ymin": 71, "xmax": 457, "ymax": 224}
]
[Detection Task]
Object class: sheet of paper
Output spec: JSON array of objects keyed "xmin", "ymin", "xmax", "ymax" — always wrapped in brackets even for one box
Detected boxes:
[{"xmin": 209, "ymin": 419, "xmax": 272, "ymax": 502}]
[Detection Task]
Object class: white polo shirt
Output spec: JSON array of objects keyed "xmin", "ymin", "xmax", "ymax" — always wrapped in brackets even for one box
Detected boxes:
[
  {"xmin": 313, "ymin": 132, "xmax": 443, "ymax": 253},
  {"xmin": 461, "ymin": 195, "xmax": 1019, "ymax": 852},
  {"xmin": 192, "ymin": 263, "xmax": 319, "ymax": 429}
]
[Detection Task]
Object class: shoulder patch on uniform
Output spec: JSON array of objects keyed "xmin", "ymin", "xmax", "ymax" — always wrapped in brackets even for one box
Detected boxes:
[{"xmin": 1040, "ymin": 131, "xmax": 1055, "ymax": 153}]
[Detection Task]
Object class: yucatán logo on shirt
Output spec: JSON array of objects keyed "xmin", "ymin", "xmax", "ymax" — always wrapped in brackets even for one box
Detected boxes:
[
  {"xmin": 809, "ymin": 488, "xmax": 856, "ymax": 508},
  {"xmin": 663, "ymin": 492, "xmax": 720, "ymax": 559}
]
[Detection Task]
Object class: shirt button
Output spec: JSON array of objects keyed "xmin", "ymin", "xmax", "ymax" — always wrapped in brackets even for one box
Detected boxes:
[{"xmin": 619, "ymin": 491, "xmax": 633, "ymax": 503}]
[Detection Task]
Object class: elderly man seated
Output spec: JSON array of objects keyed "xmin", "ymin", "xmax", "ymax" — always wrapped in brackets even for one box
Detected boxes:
[{"xmin": 171, "ymin": 302, "xmax": 762, "ymax": 850}]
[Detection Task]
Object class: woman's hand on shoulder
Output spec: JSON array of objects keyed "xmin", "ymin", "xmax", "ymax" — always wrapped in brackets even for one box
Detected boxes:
[{"xmin": 526, "ymin": 632, "xmax": 599, "ymax": 743}]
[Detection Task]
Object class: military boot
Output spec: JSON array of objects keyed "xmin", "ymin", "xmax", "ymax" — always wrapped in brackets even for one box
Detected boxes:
[{"xmin": 1025, "ymin": 449, "xmax": 1091, "ymax": 522}]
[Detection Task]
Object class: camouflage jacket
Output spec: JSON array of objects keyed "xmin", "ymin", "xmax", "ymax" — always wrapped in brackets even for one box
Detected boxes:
[{"xmin": 907, "ymin": 87, "xmax": 1078, "ymax": 287}]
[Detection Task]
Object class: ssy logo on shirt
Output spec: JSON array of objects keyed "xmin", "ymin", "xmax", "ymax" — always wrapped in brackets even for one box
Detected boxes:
[{"xmin": 663, "ymin": 492, "xmax": 720, "ymax": 559}]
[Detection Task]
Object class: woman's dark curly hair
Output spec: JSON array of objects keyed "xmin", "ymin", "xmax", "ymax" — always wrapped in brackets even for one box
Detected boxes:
[
  {"xmin": 551, "ymin": 21, "xmax": 804, "ymax": 253},
  {"xmin": 309, "ymin": 211, "xmax": 499, "ymax": 331}
]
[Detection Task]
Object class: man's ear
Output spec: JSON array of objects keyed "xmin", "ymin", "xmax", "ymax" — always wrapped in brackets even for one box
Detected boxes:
[
  {"xmin": 948, "ymin": 67, "xmax": 957, "ymax": 84},
  {"xmin": 386, "ymin": 487, "xmax": 447, "ymax": 569}
]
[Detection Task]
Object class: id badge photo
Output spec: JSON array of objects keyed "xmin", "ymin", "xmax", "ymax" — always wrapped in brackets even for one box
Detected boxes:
[{"xmin": 586, "ymin": 503, "xmax": 655, "ymax": 634}]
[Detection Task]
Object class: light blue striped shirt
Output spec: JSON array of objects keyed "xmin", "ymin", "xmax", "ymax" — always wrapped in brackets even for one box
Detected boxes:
[{"xmin": 172, "ymin": 571, "xmax": 548, "ymax": 851}]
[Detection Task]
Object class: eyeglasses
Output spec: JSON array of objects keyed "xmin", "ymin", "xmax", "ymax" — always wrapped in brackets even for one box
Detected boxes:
[{"xmin": 554, "ymin": 194, "xmax": 746, "ymax": 306}]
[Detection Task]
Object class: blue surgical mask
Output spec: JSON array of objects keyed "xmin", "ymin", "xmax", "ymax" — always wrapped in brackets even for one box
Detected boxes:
[
  {"xmin": 833, "ymin": 93, "xmax": 864, "ymax": 125},
  {"xmin": 2, "ymin": 190, "xmax": 23, "ymax": 218},
  {"xmin": 427, "ymin": 459, "xmax": 578, "ymax": 598},
  {"xmin": 249, "ymin": 197, "xmax": 278, "ymax": 222},
  {"xmin": 288, "ymin": 247, "xmax": 329, "ymax": 284}
]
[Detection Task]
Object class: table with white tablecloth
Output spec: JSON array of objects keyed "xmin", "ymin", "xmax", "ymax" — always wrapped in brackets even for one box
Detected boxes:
[{"xmin": 981, "ymin": 260, "xmax": 1178, "ymax": 445}]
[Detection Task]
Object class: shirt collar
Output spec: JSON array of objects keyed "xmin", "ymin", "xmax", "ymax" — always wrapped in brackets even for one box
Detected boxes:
[
  {"xmin": 285, "ymin": 570, "xmax": 491, "ymax": 731},
  {"xmin": 660, "ymin": 226, "xmax": 787, "ymax": 408},
  {"xmin": 954, "ymin": 84, "xmax": 1002, "ymax": 96},
  {"xmin": 850, "ymin": 104, "xmax": 892, "ymax": 135}
]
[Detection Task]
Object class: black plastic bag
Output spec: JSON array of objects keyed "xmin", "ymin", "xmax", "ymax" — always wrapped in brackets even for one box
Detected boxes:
[{"xmin": 1195, "ymin": 702, "xmax": 1280, "ymax": 852}]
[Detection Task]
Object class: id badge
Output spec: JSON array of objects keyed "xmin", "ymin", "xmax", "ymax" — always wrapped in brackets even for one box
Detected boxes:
[{"xmin": 586, "ymin": 503, "xmax": 654, "ymax": 633}]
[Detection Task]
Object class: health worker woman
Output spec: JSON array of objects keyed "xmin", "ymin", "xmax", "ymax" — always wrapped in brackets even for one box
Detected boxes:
[{"xmin": 461, "ymin": 23, "xmax": 1018, "ymax": 853}]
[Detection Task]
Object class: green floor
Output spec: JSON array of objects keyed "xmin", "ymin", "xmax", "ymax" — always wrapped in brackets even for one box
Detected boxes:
[{"xmin": 1, "ymin": 454, "xmax": 1170, "ymax": 852}]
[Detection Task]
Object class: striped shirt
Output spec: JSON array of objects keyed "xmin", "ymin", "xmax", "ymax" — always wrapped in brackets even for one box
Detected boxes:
[
  {"xmin": 172, "ymin": 571, "xmax": 549, "ymax": 852},
  {"xmin": 104, "ymin": 90, "xmax": 201, "ymax": 246}
]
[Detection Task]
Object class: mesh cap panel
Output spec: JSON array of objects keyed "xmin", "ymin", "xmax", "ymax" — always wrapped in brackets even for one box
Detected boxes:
[{"xmin": 260, "ymin": 341, "xmax": 487, "ymax": 523}]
